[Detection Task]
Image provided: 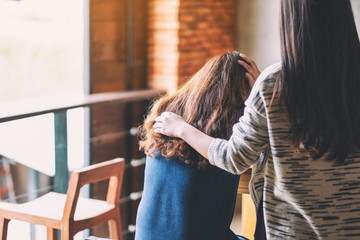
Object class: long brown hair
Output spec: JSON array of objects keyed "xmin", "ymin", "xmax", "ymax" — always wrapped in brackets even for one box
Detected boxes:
[
  {"xmin": 139, "ymin": 51, "xmax": 250, "ymax": 169},
  {"xmin": 277, "ymin": 0, "xmax": 360, "ymax": 163}
]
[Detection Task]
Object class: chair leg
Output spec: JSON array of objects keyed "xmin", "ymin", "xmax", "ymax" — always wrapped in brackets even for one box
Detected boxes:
[
  {"xmin": 47, "ymin": 227, "xmax": 58, "ymax": 240},
  {"xmin": 0, "ymin": 218, "xmax": 10, "ymax": 240},
  {"xmin": 109, "ymin": 210, "xmax": 122, "ymax": 240},
  {"xmin": 60, "ymin": 227, "xmax": 74, "ymax": 240}
]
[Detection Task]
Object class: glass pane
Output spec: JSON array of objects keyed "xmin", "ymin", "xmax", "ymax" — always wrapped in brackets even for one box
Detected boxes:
[
  {"xmin": 0, "ymin": 0, "xmax": 85, "ymax": 238},
  {"xmin": 0, "ymin": 0, "xmax": 85, "ymax": 171}
]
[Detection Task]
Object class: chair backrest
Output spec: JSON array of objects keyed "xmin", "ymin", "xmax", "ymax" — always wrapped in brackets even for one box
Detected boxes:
[{"xmin": 62, "ymin": 158, "xmax": 125, "ymax": 221}]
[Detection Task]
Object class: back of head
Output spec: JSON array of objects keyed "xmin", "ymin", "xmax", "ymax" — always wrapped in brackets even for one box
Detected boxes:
[
  {"xmin": 140, "ymin": 51, "xmax": 250, "ymax": 169},
  {"xmin": 278, "ymin": 0, "xmax": 360, "ymax": 163}
]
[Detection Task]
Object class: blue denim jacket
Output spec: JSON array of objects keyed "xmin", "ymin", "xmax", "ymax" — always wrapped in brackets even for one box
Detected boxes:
[{"xmin": 135, "ymin": 154, "xmax": 240, "ymax": 240}]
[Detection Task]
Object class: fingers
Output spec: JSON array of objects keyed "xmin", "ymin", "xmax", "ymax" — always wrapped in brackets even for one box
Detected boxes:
[
  {"xmin": 238, "ymin": 59, "xmax": 258, "ymax": 87},
  {"xmin": 153, "ymin": 115, "xmax": 164, "ymax": 133},
  {"xmin": 153, "ymin": 112, "xmax": 173, "ymax": 134},
  {"xmin": 154, "ymin": 112, "xmax": 170, "ymax": 122},
  {"xmin": 239, "ymin": 53, "xmax": 260, "ymax": 73},
  {"xmin": 152, "ymin": 111, "xmax": 184, "ymax": 137},
  {"xmin": 238, "ymin": 53, "xmax": 261, "ymax": 87},
  {"xmin": 154, "ymin": 115, "xmax": 164, "ymax": 123},
  {"xmin": 238, "ymin": 60, "xmax": 255, "ymax": 76},
  {"xmin": 153, "ymin": 122, "xmax": 162, "ymax": 129},
  {"xmin": 245, "ymin": 72, "xmax": 255, "ymax": 87},
  {"xmin": 153, "ymin": 120, "xmax": 166, "ymax": 134}
]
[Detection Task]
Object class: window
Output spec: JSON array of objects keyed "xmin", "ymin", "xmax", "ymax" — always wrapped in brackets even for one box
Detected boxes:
[{"xmin": 0, "ymin": 0, "xmax": 86, "ymax": 238}]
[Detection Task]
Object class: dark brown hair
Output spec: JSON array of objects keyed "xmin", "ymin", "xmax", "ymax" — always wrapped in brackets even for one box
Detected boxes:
[
  {"xmin": 139, "ymin": 51, "xmax": 250, "ymax": 169},
  {"xmin": 277, "ymin": 0, "xmax": 360, "ymax": 163}
]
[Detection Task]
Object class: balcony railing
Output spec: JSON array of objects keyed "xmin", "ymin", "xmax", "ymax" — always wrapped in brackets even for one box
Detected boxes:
[{"xmin": 0, "ymin": 89, "xmax": 162, "ymax": 239}]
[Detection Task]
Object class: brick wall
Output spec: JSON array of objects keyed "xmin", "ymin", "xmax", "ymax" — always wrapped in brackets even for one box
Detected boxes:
[
  {"xmin": 89, "ymin": 0, "xmax": 149, "ymax": 239},
  {"xmin": 148, "ymin": 0, "xmax": 237, "ymax": 92},
  {"xmin": 89, "ymin": 0, "xmax": 237, "ymax": 238}
]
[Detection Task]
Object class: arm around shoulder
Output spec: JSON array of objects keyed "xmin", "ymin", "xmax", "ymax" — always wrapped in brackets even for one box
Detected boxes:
[{"xmin": 153, "ymin": 112, "xmax": 215, "ymax": 159}]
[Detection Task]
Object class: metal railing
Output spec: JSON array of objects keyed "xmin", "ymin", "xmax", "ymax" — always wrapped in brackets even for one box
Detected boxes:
[
  {"xmin": 0, "ymin": 90, "xmax": 160, "ymax": 193},
  {"xmin": 0, "ymin": 89, "xmax": 162, "ymax": 238}
]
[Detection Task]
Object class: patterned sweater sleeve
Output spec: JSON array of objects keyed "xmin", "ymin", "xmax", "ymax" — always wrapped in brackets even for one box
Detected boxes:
[{"xmin": 208, "ymin": 69, "xmax": 274, "ymax": 175}]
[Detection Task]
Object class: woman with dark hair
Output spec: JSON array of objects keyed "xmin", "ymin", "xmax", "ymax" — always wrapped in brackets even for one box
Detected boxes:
[
  {"xmin": 154, "ymin": 0, "xmax": 360, "ymax": 239},
  {"xmin": 135, "ymin": 51, "xmax": 258, "ymax": 240}
]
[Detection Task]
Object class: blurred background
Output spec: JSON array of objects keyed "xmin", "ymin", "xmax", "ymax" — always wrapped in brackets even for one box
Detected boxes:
[{"xmin": 0, "ymin": 0, "xmax": 358, "ymax": 239}]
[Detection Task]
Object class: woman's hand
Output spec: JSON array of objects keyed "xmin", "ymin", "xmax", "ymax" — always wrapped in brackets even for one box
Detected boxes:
[
  {"xmin": 153, "ymin": 112, "xmax": 187, "ymax": 138},
  {"xmin": 238, "ymin": 53, "xmax": 261, "ymax": 87},
  {"xmin": 154, "ymin": 112, "xmax": 214, "ymax": 159}
]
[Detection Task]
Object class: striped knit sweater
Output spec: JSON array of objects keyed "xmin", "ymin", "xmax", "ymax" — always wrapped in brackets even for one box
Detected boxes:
[{"xmin": 208, "ymin": 63, "xmax": 360, "ymax": 239}]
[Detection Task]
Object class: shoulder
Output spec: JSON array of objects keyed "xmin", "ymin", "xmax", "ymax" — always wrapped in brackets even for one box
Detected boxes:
[
  {"xmin": 253, "ymin": 62, "xmax": 281, "ymax": 91},
  {"xmin": 146, "ymin": 152, "xmax": 193, "ymax": 170},
  {"xmin": 245, "ymin": 62, "xmax": 281, "ymax": 115}
]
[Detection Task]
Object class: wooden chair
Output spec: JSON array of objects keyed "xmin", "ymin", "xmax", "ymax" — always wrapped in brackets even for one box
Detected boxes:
[{"xmin": 0, "ymin": 158, "xmax": 125, "ymax": 240}]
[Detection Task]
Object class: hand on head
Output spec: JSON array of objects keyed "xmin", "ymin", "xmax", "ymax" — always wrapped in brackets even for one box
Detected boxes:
[
  {"xmin": 238, "ymin": 53, "xmax": 260, "ymax": 87},
  {"xmin": 153, "ymin": 52, "xmax": 260, "ymax": 139}
]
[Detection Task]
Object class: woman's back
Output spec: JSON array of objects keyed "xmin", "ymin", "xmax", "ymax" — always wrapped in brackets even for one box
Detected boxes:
[
  {"xmin": 136, "ymin": 51, "xmax": 251, "ymax": 240},
  {"xmin": 259, "ymin": 1, "xmax": 360, "ymax": 237},
  {"xmin": 208, "ymin": 63, "xmax": 360, "ymax": 238},
  {"xmin": 253, "ymin": 64, "xmax": 360, "ymax": 238},
  {"xmin": 135, "ymin": 154, "xmax": 240, "ymax": 240}
]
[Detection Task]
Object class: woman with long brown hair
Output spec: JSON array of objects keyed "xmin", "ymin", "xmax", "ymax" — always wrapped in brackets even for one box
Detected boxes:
[
  {"xmin": 154, "ymin": 0, "xmax": 360, "ymax": 239},
  {"xmin": 135, "ymin": 51, "xmax": 257, "ymax": 240}
]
